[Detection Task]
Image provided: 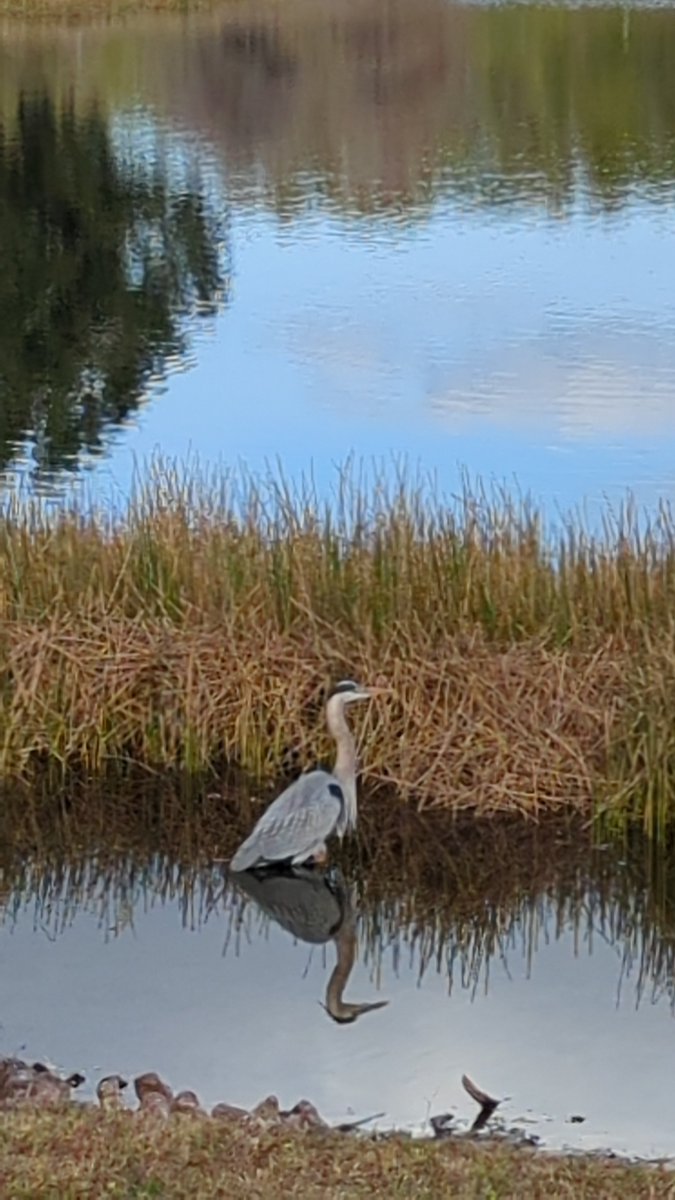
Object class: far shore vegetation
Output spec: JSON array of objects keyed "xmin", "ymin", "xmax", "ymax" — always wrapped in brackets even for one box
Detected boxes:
[
  {"xmin": 0, "ymin": 1108, "xmax": 673, "ymax": 1199},
  {"xmin": 0, "ymin": 0, "xmax": 218, "ymax": 18},
  {"xmin": 1, "ymin": 460, "xmax": 675, "ymax": 833}
]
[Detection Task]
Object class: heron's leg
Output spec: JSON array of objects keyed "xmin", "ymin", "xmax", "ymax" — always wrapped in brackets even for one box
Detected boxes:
[
  {"xmin": 292, "ymin": 842, "xmax": 328, "ymax": 866},
  {"xmin": 325, "ymin": 865, "xmax": 344, "ymax": 892}
]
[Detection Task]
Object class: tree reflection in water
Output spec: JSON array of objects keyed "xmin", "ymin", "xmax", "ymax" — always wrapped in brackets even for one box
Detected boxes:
[{"xmin": 0, "ymin": 94, "xmax": 228, "ymax": 484}]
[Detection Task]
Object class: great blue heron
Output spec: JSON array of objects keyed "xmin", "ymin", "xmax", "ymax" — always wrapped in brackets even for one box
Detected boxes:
[{"xmin": 229, "ymin": 680, "xmax": 381, "ymax": 872}]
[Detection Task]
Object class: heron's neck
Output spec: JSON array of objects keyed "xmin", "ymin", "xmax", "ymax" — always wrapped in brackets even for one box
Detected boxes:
[{"xmin": 326, "ymin": 699, "xmax": 357, "ymax": 828}]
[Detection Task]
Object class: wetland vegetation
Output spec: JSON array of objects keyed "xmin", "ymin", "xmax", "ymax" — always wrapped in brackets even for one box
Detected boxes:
[{"xmin": 2, "ymin": 463, "xmax": 675, "ymax": 831}]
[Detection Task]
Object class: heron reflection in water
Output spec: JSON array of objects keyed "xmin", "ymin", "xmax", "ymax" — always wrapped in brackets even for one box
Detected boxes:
[
  {"xmin": 230, "ymin": 680, "xmax": 384, "ymax": 872},
  {"xmin": 230, "ymin": 864, "xmax": 388, "ymax": 1024}
]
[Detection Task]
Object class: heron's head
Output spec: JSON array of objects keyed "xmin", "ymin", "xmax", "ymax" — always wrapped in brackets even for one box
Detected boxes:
[{"xmin": 328, "ymin": 680, "xmax": 377, "ymax": 705}]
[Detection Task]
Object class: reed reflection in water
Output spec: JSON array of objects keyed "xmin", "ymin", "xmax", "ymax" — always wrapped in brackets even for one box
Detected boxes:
[
  {"xmin": 2, "ymin": 820, "xmax": 675, "ymax": 1153},
  {"xmin": 2, "ymin": 815, "xmax": 675, "ymax": 1013}
]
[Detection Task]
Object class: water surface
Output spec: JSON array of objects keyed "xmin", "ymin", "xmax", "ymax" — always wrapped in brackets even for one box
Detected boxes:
[
  {"xmin": 1, "ymin": 0, "xmax": 675, "ymax": 513},
  {"xmin": 2, "ymin": 816, "xmax": 675, "ymax": 1160}
]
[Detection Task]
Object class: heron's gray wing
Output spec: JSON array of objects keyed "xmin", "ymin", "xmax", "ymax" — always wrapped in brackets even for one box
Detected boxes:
[
  {"xmin": 229, "ymin": 771, "xmax": 344, "ymax": 870},
  {"xmin": 230, "ymin": 867, "xmax": 347, "ymax": 943}
]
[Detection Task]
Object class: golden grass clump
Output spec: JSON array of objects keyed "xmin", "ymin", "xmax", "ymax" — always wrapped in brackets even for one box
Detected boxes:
[{"xmin": 2, "ymin": 460, "xmax": 675, "ymax": 828}]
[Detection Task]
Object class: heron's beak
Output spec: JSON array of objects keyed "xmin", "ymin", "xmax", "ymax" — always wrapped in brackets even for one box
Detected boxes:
[{"xmin": 347, "ymin": 683, "xmax": 390, "ymax": 704}]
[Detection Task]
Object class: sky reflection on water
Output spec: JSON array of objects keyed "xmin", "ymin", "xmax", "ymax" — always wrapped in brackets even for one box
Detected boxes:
[{"xmin": 2, "ymin": 1, "xmax": 675, "ymax": 518}]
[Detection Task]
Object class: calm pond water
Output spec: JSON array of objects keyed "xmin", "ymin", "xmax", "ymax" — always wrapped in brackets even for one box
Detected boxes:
[
  {"xmin": 2, "ymin": 816, "xmax": 675, "ymax": 1160},
  {"xmin": 1, "ymin": 0, "xmax": 675, "ymax": 514}
]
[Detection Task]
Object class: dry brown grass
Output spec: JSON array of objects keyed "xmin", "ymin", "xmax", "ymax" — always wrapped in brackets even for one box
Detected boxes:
[
  {"xmin": 0, "ymin": 1107, "xmax": 671, "ymax": 1198},
  {"xmin": 1, "ymin": 461, "xmax": 675, "ymax": 827},
  {"xmin": 0, "ymin": 618, "xmax": 618, "ymax": 810}
]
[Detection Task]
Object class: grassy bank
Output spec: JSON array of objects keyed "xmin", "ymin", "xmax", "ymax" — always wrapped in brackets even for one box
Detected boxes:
[
  {"xmin": 2, "ymin": 463, "xmax": 675, "ymax": 828},
  {"xmin": 0, "ymin": 1108, "xmax": 671, "ymax": 1198}
]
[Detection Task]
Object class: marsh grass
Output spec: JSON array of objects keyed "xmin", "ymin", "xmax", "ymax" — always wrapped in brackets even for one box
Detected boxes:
[{"xmin": 2, "ymin": 460, "xmax": 675, "ymax": 827}]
